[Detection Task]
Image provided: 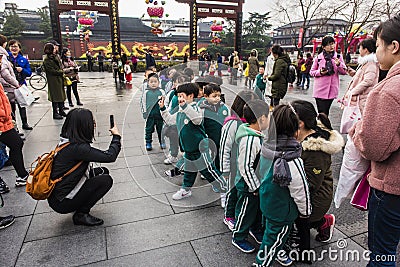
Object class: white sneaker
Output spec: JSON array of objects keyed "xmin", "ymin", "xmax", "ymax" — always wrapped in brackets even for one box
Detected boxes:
[
  {"xmin": 220, "ymin": 193, "xmax": 227, "ymax": 208},
  {"xmin": 164, "ymin": 155, "xmax": 178, "ymax": 165},
  {"xmin": 172, "ymin": 188, "xmax": 192, "ymax": 200}
]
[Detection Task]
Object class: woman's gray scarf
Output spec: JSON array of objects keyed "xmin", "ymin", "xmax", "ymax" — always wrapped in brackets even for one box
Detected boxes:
[{"xmin": 261, "ymin": 135, "xmax": 302, "ymax": 187}]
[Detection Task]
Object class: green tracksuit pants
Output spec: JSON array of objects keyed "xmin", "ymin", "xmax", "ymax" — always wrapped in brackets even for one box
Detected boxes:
[
  {"xmin": 145, "ymin": 115, "xmax": 164, "ymax": 144},
  {"xmin": 182, "ymin": 151, "xmax": 227, "ymax": 191},
  {"xmin": 224, "ymin": 177, "xmax": 238, "ymax": 219},
  {"xmin": 255, "ymin": 219, "xmax": 293, "ymax": 266},
  {"xmin": 232, "ymin": 191, "xmax": 262, "ymax": 241}
]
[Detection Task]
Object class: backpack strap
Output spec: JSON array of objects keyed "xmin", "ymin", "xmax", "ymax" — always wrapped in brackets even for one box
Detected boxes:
[
  {"xmin": 55, "ymin": 142, "xmax": 70, "ymax": 153},
  {"xmin": 55, "ymin": 161, "xmax": 83, "ymax": 182},
  {"xmin": 53, "ymin": 142, "xmax": 83, "ymax": 182}
]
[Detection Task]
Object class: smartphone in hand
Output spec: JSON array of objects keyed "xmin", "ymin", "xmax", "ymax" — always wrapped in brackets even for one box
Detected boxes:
[{"xmin": 109, "ymin": 115, "xmax": 114, "ymax": 128}]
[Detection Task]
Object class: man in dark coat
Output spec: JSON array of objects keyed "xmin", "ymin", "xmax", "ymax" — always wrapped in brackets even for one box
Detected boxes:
[{"xmin": 86, "ymin": 51, "xmax": 93, "ymax": 72}]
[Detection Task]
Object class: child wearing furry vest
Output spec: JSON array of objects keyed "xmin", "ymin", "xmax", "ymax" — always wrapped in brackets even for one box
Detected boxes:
[{"xmin": 287, "ymin": 100, "xmax": 344, "ymax": 264}]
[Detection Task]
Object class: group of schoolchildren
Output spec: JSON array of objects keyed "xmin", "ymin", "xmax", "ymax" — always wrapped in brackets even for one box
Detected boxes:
[{"xmin": 140, "ymin": 66, "xmax": 344, "ymax": 267}]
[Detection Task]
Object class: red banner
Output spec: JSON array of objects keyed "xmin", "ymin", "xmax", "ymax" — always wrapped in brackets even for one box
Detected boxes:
[{"xmin": 297, "ymin": 28, "xmax": 304, "ymax": 48}]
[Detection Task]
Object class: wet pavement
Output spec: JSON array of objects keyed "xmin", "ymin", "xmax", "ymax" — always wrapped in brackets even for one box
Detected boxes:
[{"xmin": 0, "ymin": 69, "xmax": 398, "ymax": 266}]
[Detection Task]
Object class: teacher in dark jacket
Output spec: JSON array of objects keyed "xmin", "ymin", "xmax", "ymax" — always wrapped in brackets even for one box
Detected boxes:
[
  {"xmin": 43, "ymin": 43, "xmax": 67, "ymax": 120},
  {"xmin": 48, "ymin": 108, "xmax": 121, "ymax": 226}
]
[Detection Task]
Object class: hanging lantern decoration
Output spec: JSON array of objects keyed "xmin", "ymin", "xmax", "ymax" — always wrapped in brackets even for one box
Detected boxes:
[
  {"xmin": 145, "ymin": 0, "xmax": 167, "ymax": 35},
  {"xmin": 210, "ymin": 20, "xmax": 223, "ymax": 44},
  {"xmin": 78, "ymin": 17, "xmax": 94, "ymax": 27},
  {"xmin": 76, "ymin": 11, "xmax": 98, "ymax": 31},
  {"xmin": 65, "ymin": 26, "xmax": 71, "ymax": 49},
  {"xmin": 79, "ymin": 30, "xmax": 85, "ymax": 55}
]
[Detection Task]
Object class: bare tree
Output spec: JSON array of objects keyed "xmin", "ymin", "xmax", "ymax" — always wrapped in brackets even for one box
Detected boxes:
[
  {"xmin": 337, "ymin": 0, "xmax": 380, "ymax": 58},
  {"xmin": 374, "ymin": 0, "xmax": 400, "ymax": 19},
  {"xmin": 273, "ymin": 0, "xmax": 348, "ymax": 51}
]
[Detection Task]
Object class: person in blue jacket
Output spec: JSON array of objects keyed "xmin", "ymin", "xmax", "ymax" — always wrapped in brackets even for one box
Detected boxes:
[{"xmin": 8, "ymin": 39, "xmax": 33, "ymax": 130}]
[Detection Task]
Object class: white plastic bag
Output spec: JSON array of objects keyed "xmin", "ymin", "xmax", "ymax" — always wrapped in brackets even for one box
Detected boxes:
[
  {"xmin": 334, "ymin": 135, "xmax": 370, "ymax": 208},
  {"xmin": 14, "ymin": 85, "xmax": 35, "ymax": 107},
  {"xmin": 340, "ymin": 95, "xmax": 361, "ymax": 134}
]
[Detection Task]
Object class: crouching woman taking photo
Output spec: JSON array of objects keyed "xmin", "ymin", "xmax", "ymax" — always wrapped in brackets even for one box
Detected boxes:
[{"xmin": 48, "ymin": 108, "xmax": 121, "ymax": 226}]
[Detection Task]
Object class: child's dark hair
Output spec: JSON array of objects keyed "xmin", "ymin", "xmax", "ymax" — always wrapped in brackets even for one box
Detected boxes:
[
  {"xmin": 61, "ymin": 108, "xmax": 95, "ymax": 143},
  {"xmin": 171, "ymin": 72, "xmax": 183, "ymax": 82},
  {"xmin": 231, "ymin": 90, "xmax": 258, "ymax": 118},
  {"xmin": 272, "ymin": 105, "xmax": 299, "ymax": 137},
  {"xmin": 291, "ymin": 100, "xmax": 332, "ymax": 131},
  {"xmin": 183, "ymin": 67, "xmax": 194, "ymax": 78},
  {"xmin": 148, "ymin": 73, "xmax": 159, "ymax": 80},
  {"xmin": 203, "ymin": 83, "xmax": 221, "ymax": 96},
  {"xmin": 176, "ymin": 75, "xmax": 191, "ymax": 84},
  {"xmin": 176, "ymin": 83, "xmax": 199, "ymax": 98},
  {"xmin": 243, "ymin": 99, "xmax": 269, "ymax": 124},
  {"xmin": 359, "ymin": 38, "xmax": 376, "ymax": 53}
]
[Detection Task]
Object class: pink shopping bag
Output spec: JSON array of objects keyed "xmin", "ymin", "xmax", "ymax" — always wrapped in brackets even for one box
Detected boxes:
[{"xmin": 350, "ymin": 167, "xmax": 371, "ymax": 211}]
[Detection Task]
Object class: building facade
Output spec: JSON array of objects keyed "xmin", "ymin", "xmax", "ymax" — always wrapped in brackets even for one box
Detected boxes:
[{"xmin": 273, "ymin": 18, "xmax": 348, "ymax": 51}]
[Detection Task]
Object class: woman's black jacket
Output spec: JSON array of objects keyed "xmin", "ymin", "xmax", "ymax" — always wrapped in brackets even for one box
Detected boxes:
[{"xmin": 50, "ymin": 135, "xmax": 121, "ymax": 201}]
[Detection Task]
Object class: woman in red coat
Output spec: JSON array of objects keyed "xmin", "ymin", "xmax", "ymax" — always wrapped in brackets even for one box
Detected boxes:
[{"xmin": 0, "ymin": 80, "xmax": 29, "ymax": 190}]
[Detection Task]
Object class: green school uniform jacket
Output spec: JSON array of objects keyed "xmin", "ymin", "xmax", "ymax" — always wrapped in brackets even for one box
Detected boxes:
[
  {"xmin": 140, "ymin": 87, "xmax": 165, "ymax": 119},
  {"xmin": 198, "ymin": 100, "xmax": 230, "ymax": 148},
  {"xmin": 161, "ymin": 102, "xmax": 207, "ymax": 153},
  {"xmin": 255, "ymin": 73, "xmax": 266, "ymax": 91},
  {"xmin": 258, "ymin": 151, "xmax": 312, "ymax": 224},
  {"xmin": 219, "ymin": 116, "xmax": 243, "ymax": 176},
  {"xmin": 234, "ymin": 124, "xmax": 264, "ymax": 193}
]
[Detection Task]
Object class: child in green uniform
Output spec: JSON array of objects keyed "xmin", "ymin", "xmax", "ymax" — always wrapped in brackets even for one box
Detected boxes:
[
  {"xmin": 254, "ymin": 104, "xmax": 311, "ymax": 267},
  {"xmin": 254, "ymin": 66, "xmax": 267, "ymax": 100},
  {"xmin": 140, "ymin": 73, "xmax": 165, "ymax": 151},
  {"xmin": 159, "ymin": 83, "xmax": 227, "ymax": 200},
  {"xmin": 163, "ymin": 74, "xmax": 191, "ymax": 166},
  {"xmin": 220, "ymin": 90, "xmax": 258, "ymax": 229},
  {"xmin": 198, "ymin": 83, "xmax": 230, "ymax": 171},
  {"xmin": 232, "ymin": 100, "xmax": 270, "ymax": 253}
]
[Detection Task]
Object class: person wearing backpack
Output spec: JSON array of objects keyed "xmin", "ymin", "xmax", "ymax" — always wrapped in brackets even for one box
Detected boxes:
[
  {"xmin": 266, "ymin": 45, "xmax": 291, "ymax": 108},
  {"xmin": 47, "ymin": 108, "xmax": 121, "ymax": 226},
  {"xmin": 300, "ymin": 53, "xmax": 313, "ymax": 90},
  {"xmin": 296, "ymin": 53, "xmax": 305, "ymax": 86}
]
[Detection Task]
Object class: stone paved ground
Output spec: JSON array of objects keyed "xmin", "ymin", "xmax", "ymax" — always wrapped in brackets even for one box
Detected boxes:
[{"xmin": 0, "ymin": 69, "xmax": 398, "ymax": 267}]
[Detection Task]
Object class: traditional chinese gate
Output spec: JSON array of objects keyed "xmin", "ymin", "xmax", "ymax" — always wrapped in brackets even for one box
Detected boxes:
[
  {"xmin": 49, "ymin": 0, "xmax": 121, "ymax": 55},
  {"xmin": 176, "ymin": 0, "xmax": 244, "ymax": 59}
]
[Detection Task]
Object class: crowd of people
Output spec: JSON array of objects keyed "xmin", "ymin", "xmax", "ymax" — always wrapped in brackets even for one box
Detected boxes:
[
  {"xmin": 0, "ymin": 14, "xmax": 399, "ymax": 267},
  {"xmin": 137, "ymin": 15, "xmax": 399, "ymax": 267}
]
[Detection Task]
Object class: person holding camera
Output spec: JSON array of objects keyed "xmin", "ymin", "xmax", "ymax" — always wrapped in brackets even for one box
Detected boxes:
[
  {"xmin": 61, "ymin": 48, "xmax": 83, "ymax": 107},
  {"xmin": 47, "ymin": 108, "xmax": 121, "ymax": 226},
  {"xmin": 310, "ymin": 36, "xmax": 347, "ymax": 117}
]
